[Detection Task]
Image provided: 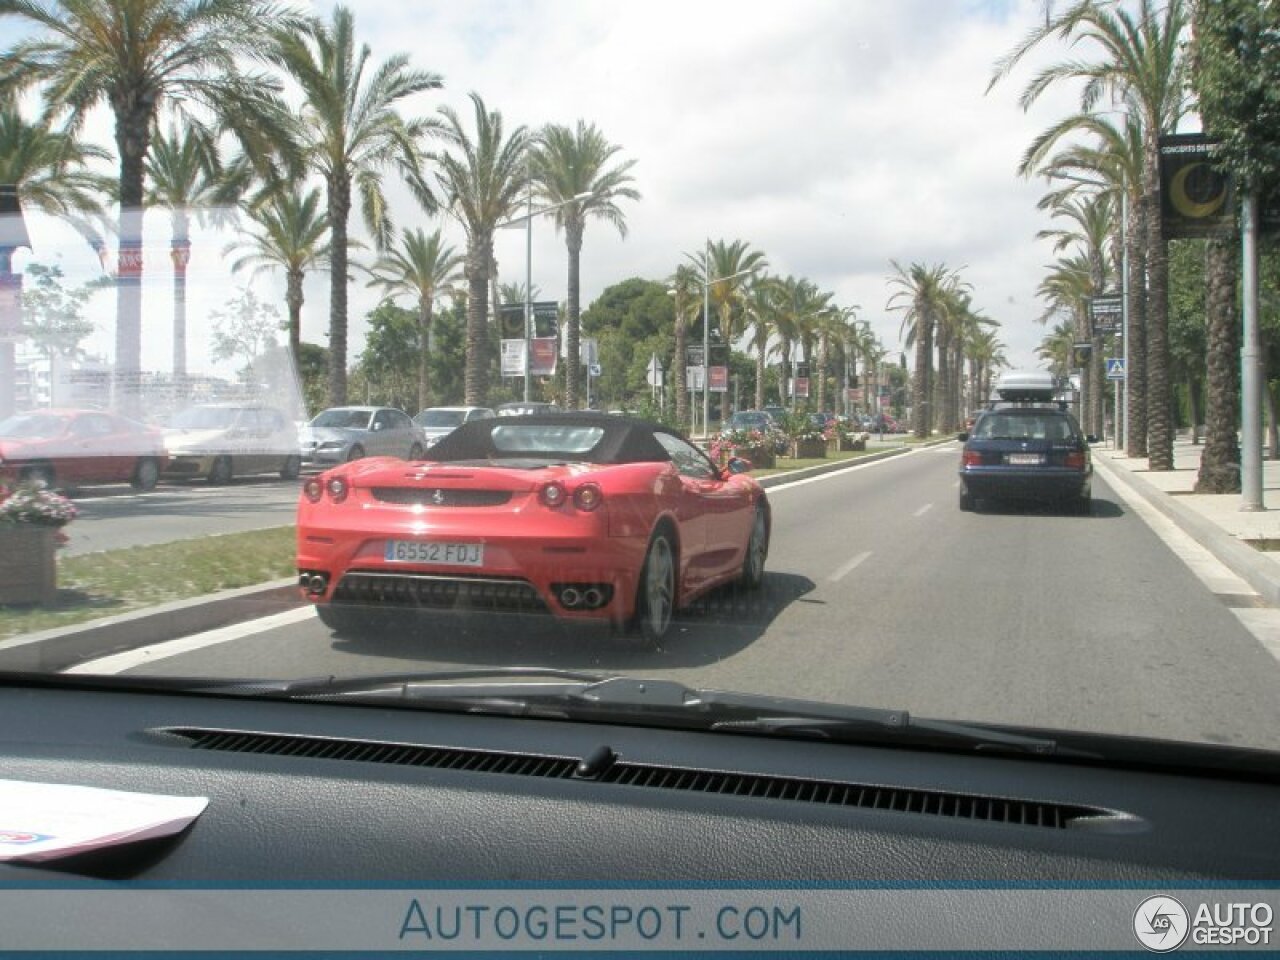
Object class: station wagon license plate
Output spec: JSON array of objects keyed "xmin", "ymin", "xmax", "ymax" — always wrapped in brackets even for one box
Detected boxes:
[
  {"xmin": 1005, "ymin": 453, "xmax": 1044, "ymax": 466},
  {"xmin": 384, "ymin": 540, "xmax": 484, "ymax": 566}
]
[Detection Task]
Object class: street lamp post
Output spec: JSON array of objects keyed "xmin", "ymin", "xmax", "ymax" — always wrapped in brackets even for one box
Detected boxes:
[{"xmin": 498, "ymin": 189, "xmax": 593, "ymax": 402}]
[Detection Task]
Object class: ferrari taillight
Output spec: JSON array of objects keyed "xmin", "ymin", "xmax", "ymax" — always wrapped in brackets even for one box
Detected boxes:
[
  {"xmin": 303, "ymin": 478, "xmax": 323, "ymax": 503},
  {"xmin": 326, "ymin": 476, "xmax": 349, "ymax": 503},
  {"xmin": 573, "ymin": 483, "xmax": 603, "ymax": 511},
  {"xmin": 540, "ymin": 481, "xmax": 567, "ymax": 507}
]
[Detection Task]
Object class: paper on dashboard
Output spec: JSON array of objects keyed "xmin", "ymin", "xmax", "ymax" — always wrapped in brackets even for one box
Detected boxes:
[{"xmin": 0, "ymin": 779, "xmax": 208, "ymax": 862}]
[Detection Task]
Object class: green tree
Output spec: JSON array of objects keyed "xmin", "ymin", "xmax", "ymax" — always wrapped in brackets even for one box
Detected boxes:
[
  {"xmin": 225, "ymin": 184, "xmax": 330, "ymax": 374},
  {"xmin": 887, "ymin": 262, "xmax": 960, "ymax": 437},
  {"xmin": 1038, "ymin": 320, "xmax": 1077, "ymax": 377},
  {"xmin": 354, "ymin": 299, "xmax": 417, "ymax": 410},
  {"xmin": 366, "ymin": 227, "xmax": 462, "ymax": 414},
  {"xmin": 531, "ymin": 120, "xmax": 640, "ymax": 409},
  {"xmin": 210, "ymin": 286, "xmax": 282, "ymax": 379},
  {"xmin": 20, "ymin": 261, "xmax": 102, "ymax": 362},
  {"xmin": 432, "ymin": 93, "xmax": 530, "ymax": 406},
  {"xmin": 296, "ymin": 341, "xmax": 329, "ymax": 417},
  {"xmin": 1, "ymin": 0, "xmax": 299, "ymax": 414},
  {"xmin": 270, "ymin": 4, "xmax": 442, "ymax": 406}
]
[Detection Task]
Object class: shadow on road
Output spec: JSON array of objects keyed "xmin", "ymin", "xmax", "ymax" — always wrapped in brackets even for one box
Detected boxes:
[
  {"xmin": 327, "ymin": 571, "xmax": 817, "ymax": 672},
  {"xmin": 971, "ymin": 496, "xmax": 1123, "ymax": 519}
]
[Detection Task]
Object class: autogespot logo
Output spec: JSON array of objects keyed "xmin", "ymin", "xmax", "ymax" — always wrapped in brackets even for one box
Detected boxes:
[{"xmin": 1134, "ymin": 895, "xmax": 1190, "ymax": 952}]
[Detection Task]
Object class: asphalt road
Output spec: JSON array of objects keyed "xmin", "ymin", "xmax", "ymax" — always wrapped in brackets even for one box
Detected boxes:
[
  {"xmin": 63, "ymin": 478, "xmax": 300, "ymax": 556},
  {"xmin": 81, "ymin": 443, "xmax": 1280, "ymax": 752}
]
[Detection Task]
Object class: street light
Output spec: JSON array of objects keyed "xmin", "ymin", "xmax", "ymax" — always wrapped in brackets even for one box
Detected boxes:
[
  {"xmin": 498, "ymin": 189, "xmax": 593, "ymax": 401},
  {"xmin": 667, "ymin": 250, "xmax": 761, "ymax": 437}
]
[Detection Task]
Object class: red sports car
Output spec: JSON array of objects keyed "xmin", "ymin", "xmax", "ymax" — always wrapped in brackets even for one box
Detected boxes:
[
  {"xmin": 0, "ymin": 408, "xmax": 168, "ymax": 491},
  {"xmin": 296, "ymin": 414, "xmax": 770, "ymax": 643}
]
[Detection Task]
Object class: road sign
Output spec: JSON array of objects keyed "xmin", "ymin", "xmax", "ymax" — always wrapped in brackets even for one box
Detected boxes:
[
  {"xmin": 588, "ymin": 363, "xmax": 602, "ymax": 378},
  {"xmin": 686, "ymin": 346, "xmax": 704, "ymax": 366},
  {"xmin": 708, "ymin": 366, "xmax": 728, "ymax": 393},
  {"xmin": 687, "ymin": 366, "xmax": 705, "ymax": 390},
  {"xmin": 500, "ymin": 339, "xmax": 526, "ymax": 376},
  {"xmin": 646, "ymin": 354, "xmax": 664, "ymax": 387},
  {"xmin": 1106, "ymin": 358, "xmax": 1126, "ymax": 380}
]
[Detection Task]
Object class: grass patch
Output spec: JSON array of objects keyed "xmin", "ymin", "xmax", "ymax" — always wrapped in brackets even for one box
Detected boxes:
[
  {"xmin": 752, "ymin": 448, "xmax": 885, "ymax": 478},
  {"xmin": 0, "ymin": 526, "xmax": 295, "ymax": 640}
]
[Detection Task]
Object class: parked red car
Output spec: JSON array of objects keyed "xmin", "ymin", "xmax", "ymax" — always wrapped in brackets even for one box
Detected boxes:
[
  {"xmin": 296, "ymin": 414, "xmax": 770, "ymax": 644},
  {"xmin": 0, "ymin": 408, "xmax": 168, "ymax": 491}
]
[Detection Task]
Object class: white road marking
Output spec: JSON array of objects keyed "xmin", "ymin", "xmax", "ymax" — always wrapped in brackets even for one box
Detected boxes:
[
  {"xmin": 766, "ymin": 446, "xmax": 927, "ymax": 493},
  {"xmin": 913, "ymin": 503, "xmax": 933, "ymax": 517},
  {"xmin": 828, "ymin": 551, "xmax": 872, "ymax": 583},
  {"xmin": 64, "ymin": 606, "xmax": 317, "ymax": 676}
]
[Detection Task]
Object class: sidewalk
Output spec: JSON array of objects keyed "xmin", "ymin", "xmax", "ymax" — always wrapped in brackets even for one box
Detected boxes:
[{"xmin": 1092, "ymin": 436, "xmax": 1280, "ymax": 605}]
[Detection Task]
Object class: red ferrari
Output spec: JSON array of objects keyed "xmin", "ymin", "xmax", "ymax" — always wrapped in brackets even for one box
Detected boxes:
[{"xmin": 296, "ymin": 414, "xmax": 770, "ymax": 643}]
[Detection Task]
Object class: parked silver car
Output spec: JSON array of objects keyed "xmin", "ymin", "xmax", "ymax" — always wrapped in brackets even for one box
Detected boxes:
[
  {"xmin": 412, "ymin": 406, "xmax": 495, "ymax": 447},
  {"xmin": 299, "ymin": 406, "xmax": 426, "ymax": 465}
]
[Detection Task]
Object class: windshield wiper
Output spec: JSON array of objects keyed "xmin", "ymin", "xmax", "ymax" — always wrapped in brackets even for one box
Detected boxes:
[{"xmin": 205, "ymin": 671, "xmax": 1062, "ymax": 756}]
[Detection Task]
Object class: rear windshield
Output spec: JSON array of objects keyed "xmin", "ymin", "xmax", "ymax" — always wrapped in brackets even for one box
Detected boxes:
[
  {"xmin": 490, "ymin": 425, "xmax": 605, "ymax": 454},
  {"xmin": 974, "ymin": 412, "xmax": 1077, "ymax": 442},
  {"xmin": 312, "ymin": 409, "xmax": 372, "ymax": 429},
  {"xmin": 0, "ymin": 414, "xmax": 67, "ymax": 438},
  {"xmin": 416, "ymin": 410, "xmax": 466, "ymax": 428}
]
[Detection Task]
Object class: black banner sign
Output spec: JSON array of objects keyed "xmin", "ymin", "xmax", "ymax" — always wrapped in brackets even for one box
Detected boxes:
[{"xmin": 1159, "ymin": 134, "xmax": 1235, "ymax": 239}]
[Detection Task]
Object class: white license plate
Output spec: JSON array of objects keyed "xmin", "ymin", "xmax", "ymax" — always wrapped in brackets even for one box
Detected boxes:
[
  {"xmin": 1005, "ymin": 453, "xmax": 1044, "ymax": 466},
  {"xmin": 384, "ymin": 540, "xmax": 484, "ymax": 566}
]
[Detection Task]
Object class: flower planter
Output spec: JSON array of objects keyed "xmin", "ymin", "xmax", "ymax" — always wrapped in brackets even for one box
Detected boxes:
[
  {"xmin": 727, "ymin": 445, "xmax": 775, "ymax": 470},
  {"xmin": 831, "ymin": 436, "xmax": 866, "ymax": 452},
  {"xmin": 0, "ymin": 525, "xmax": 58, "ymax": 606},
  {"xmin": 790, "ymin": 438, "xmax": 828, "ymax": 459}
]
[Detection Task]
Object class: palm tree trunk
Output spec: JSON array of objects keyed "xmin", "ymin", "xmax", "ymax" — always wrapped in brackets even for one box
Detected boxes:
[
  {"xmin": 326, "ymin": 170, "xmax": 351, "ymax": 406},
  {"xmin": 933, "ymin": 324, "xmax": 949, "ymax": 433},
  {"xmin": 171, "ymin": 210, "xmax": 190, "ymax": 384},
  {"xmin": 912, "ymin": 318, "xmax": 931, "ymax": 439},
  {"xmin": 286, "ymin": 267, "xmax": 304, "ymax": 378},
  {"xmin": 418, "ymin": 295, "xmax": 432, "ymax": 412},
  {"xmin": 113, "ymin": 104, "xmax": 152, "ymax": 417},
  {"xmin": 674, "ymin": 308, "xmax": 689, "ymax": 428},
  {"xmin": 755, "ymin": 339, "xmax": 765, "ymax": 411},
  {"xmin": 1144, "ymin": 141, "xmax": 1173, "ymax": 471},
  {"xmin": 1195, "ymin": 237, "xmax": 1239, "ymax": 492},
  {"xmin": 816, "ymin": 333, "xmax": 828, "ymax": 412},
  {"xmin": 464, "ymin": 237, "xmax": 490, "ymax": 405},
  {"xmin": 1125, "ymin": 194, "xmax": 1148, "ymax": 458},
  {"xmin": 564, "ymin": 223, "xmax": 584, "ymax": 409}
]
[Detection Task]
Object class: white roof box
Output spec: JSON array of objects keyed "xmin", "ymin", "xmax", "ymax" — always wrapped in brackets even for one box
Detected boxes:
[{"xmin": 994, "ymin": 369, "xmax": 1058, "ymax": 402}]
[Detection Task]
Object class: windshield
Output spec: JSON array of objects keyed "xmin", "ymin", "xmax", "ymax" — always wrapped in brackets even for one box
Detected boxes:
[
  {"xmin": 169, "ymin": 407, "xmax": 237, "ymax": 430},
  {"xmin": 416, "ymin": 410, "xmax": 466, "ymax": 428},
  {"xmin": 0, "ymin": 414, "xmax": 67, "ymax": 439},
  {"xmin": 311, "ymin": 409, "xmax": 372, "ymax": 430},
  {"xmin": 2, "ymin": 0, "xmax": 1279, "ymax": 778}
]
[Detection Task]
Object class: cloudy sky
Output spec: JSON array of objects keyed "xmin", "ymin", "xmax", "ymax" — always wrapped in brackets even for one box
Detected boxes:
[{"xmin": 17, "ymin": 0, "xmax": 1094, "ymax": 382}]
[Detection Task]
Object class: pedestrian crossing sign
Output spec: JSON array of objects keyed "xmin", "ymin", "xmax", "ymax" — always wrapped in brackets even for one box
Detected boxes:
[{"xmin": 1106, "ymin": 358, "xmax": 1126, "ymax": 380}]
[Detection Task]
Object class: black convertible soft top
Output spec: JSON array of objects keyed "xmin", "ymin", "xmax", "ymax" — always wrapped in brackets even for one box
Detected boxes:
[{"xmin": 426, "ymin": 413, "xmax": 674, "ymax": 465}]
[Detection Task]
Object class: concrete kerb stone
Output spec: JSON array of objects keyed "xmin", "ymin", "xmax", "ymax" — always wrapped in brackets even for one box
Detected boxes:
[
  {"xmin": 0, "ymin": 577, "xmax": 303, "ymax": 673},
  {"xmin": 758, "ymin": 437, "xmax": 955, "ymax": 489},
  {"xmin": 1093, "ymin": 455, "xmax": 1280, "ymax": 607}
]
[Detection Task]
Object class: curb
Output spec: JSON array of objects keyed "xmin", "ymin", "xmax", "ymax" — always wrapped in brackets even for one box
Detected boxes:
[
  {"xmin": 0, "ymin": 577, "xmax": 304, "ymax": 673},
  {"xmin": 1093, "ymin": 455, "xmax": 1280, "ymax": 607}
]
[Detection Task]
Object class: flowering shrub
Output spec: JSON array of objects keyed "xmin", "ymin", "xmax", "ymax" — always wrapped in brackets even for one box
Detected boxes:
[
  {"xmin": 709, "ymin": 427, "xmax": 773, "ymax": 464},
  {"xmin": 0, "ymin": 483, "xmax": 78, "ymax": 528}
]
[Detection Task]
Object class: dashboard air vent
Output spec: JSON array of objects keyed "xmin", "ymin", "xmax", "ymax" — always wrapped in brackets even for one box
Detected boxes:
[{"xmin": 160, "ymin": 727, "xmax": 1122, "ymax": 831}]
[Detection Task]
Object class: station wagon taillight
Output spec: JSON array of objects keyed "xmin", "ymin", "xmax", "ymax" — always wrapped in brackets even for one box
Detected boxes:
[
  {"xmin": 1064, "ymin": 451, "xmax": 1087, "ymax": 469},
  {"xmin": 962, "ymin": 451, "xmax": 984, "ymax": 467}
]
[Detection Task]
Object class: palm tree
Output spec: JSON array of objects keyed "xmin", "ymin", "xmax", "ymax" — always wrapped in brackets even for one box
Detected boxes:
[
  {"xmin": 1, "ymin": 0, "xmax": 299, "ymax": 414},
  {"xmin": 366, "ymin": 227, "xmax": 462, "ymax": 412},
  {"xmin": 531, "ymin": 121, "xmax": 639, "ymax": 409},
  {"xmin": 145, "ymin": 126, "xmax": 241, "ymax": 380},
  {"xmin": 271, "ymin": 4, "xmax": 442, "ymax": 406},
  {"xmin": 0, "ymin": 103, "xmax": 110, "ymax": 418},
  {"xmin": 743, "ymin": 279, "xmax": 781, "ymax": 411},
  {"xmin": 990, "ymin": 0, "xmax": 1191, "ymax": 469},
  {"xmin": 668, "ymin": 264, "xmax": 703, "ymax": 429},
  {"xmin": 887, "ymin": 262, "xmax": 959, "ymax": 438},
  {"xmin": 225, "ymin": 185, "xmax": 329, "ymax": 375},
  {"xmin": 1038, "ymin": 321, "xmax": 1077, "ymax": 377},
  {"xmin": 433, "ymin": 93, "xmax": 530, "ymax": 405}
]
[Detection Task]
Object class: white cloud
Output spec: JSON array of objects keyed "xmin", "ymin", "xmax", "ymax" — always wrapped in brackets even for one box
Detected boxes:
[{"xmin": 13, "ymin": 0, "xmax": 1100, "ymax": 387}]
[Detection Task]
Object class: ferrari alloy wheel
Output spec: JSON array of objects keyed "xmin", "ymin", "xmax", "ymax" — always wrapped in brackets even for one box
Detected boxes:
[
  {"xmin": 636, "ymin": 532, "xmax": 676, "ymax": 645},
  {"xmin": 739, "ymin": 506, "xmax": 767, "ymax": 589},
  {"xmin": 131, "ymin": 457, "xmax": 160, "ymax": 491}
]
